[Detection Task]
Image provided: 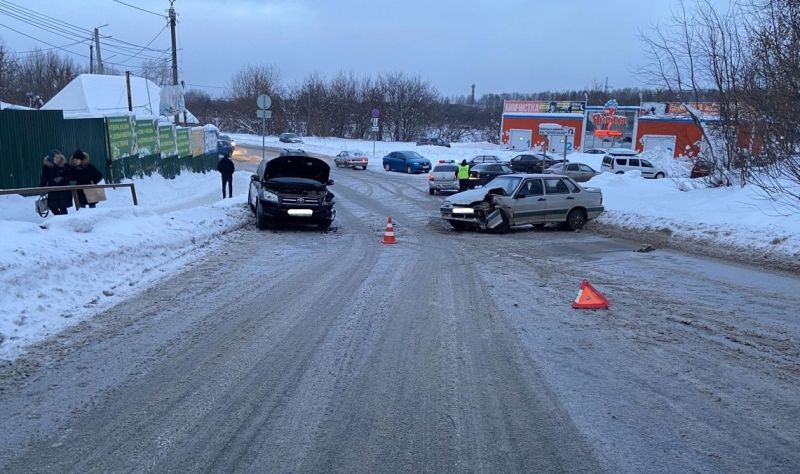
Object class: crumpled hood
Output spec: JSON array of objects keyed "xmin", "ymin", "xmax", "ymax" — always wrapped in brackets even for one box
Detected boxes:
[
  {"xmin": 447, "ymin": 187, "xmax": 494, "ymax": 205},
  {"xmin": 265, "ymin": 156, "xmax": 330, "ymax": 183}
]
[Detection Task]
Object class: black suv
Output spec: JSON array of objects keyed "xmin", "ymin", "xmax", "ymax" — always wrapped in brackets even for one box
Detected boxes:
[
  {"xmin": 248, "ymin": 154, "xmax": 335, "ymax": 230},
  {"xmin": 416, "ymin": 137, "xmax": 451, "ymax": 148}
]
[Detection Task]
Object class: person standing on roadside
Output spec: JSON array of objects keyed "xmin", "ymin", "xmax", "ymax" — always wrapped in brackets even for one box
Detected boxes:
[
  {"xmin": 456, "ymin": 159, "xmax": 471, "ymax": 192},
  {"xmin": 39, "ymin": 149, "xmax": 73, "ymax": 215},
  {"xmin": 217, "ymin": 153, "xmax": 235, "ymax": 198},
  {"xmin": 70, "ymin": 149, "xmax": 104, "ymax": 208}
]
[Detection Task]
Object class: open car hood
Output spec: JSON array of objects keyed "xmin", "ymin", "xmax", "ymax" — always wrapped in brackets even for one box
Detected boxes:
[
  {"xmin": 265, "ymin": 156, "xmax": 330, "ymax": 183},
  {"xmin": 448, "ymin": 187, "xmax": 495, "ymax": 205}
]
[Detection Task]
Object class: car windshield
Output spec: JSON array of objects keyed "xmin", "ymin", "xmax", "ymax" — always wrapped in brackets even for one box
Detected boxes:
[
  {"xmin": 484, "ymin": 175, "xmax": 522, "ymax": 195},
  {"xmin": 403, "ymin": 151, "xmax": 424, "ymax": 159},
  {"xmin": 351, "ymin": 150, "xmax": 366, "ymax": 156},
  {"xmin": 283, "ymin": 133, "xmax": 298, "ymax": 138}
]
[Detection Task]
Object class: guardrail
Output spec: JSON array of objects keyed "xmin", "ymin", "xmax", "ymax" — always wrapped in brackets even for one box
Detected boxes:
[{"xmin": 0, "ymin": 183, "xmax": 138, "ymax": 210}]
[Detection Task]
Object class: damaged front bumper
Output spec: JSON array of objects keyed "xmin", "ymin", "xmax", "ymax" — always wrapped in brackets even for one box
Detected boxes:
[{"xmin": 440, "ymin": 201, "xmax": 502, "ymax": 230}]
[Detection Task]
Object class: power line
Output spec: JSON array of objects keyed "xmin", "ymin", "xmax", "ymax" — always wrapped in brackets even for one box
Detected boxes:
[
  {"xmin": 111, "ymin": 0, "xmax": 166, "ymax": 18},
  {"xmin": 114, "ymin": 22, "xmax": 169, "ymax": 65},
  {"xmin": 0, "ymin": 0, "xmax": 170, "ymax": 54}
]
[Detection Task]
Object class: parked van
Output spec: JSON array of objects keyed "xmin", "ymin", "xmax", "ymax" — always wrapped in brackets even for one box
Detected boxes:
[{"xmin": 601, "ymin": 148, "xmax": 666, "ymax": 179}]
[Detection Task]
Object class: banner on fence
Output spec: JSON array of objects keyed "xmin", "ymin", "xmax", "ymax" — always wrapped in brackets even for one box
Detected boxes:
[
  {"xmin": 191, "ymin": 127, "xmax": 205, "ymax": 157},
  {"xmin": 204, "ymin": 127, "xmax": 218, "ymax": 154},
  {"xmin": 135, "ymin": 119, "xmax": 160, "ymax": 157},
  {"xmin": 176, "ymin": 127, "xmax": 191, "ymax": 157},
  {"xmin": 159, "ymin": 124, "xmax": 177, "ymax": 158},
  {"xmin": 106, "ymin": 115, "xmax": 137, "ymax": 161}
]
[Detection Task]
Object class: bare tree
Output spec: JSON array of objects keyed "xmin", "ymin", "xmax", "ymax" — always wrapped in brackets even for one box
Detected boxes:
[
  {"xmin": 379, "ymin": 72, "xmax": 438, "ymax": 141},
  {"xmin": 139, "ymin": 57, "xmax": 171, "ymax": 86}
]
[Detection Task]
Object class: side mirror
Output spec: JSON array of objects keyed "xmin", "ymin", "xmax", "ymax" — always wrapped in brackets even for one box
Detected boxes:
[
  {"xmin": 250, "ymin": 174, "xmax": 258, "ymax": 181},
  {"xmin": 327, "ymin": 179, "xmax": 334, "ymax": 185}
]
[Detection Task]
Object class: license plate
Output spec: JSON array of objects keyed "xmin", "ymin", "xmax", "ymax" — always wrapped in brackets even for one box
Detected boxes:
[{"xmin": 287, "ymin": 209, "xmax": 313, "ymax": 217}]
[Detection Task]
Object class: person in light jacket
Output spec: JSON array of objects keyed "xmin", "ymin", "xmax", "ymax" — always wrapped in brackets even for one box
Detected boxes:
[
  {"xmin": 70, "ymin": 149, "xmax": 104, "ymax": 208},
  {"xmin": 39, "ymin": 149, "xmax": 72, "ymax": 215},
  {"xmin": 217, "ymin": 154, "xmax": 235, "ymax": 198}
]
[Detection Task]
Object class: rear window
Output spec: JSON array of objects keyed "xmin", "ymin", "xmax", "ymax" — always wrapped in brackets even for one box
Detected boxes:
[{"xmin": 434, "ymin": 165, "xmax": 457, "ymax": 172}]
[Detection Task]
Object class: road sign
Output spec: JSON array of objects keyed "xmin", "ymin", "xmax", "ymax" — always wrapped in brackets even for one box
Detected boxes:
[
  {"xmin": 371, "ymin": 125, "xmax": 379, "ymax": 132},
  {"xmin": 257, "ymin": 94, "xmax": 272, "ymax": 110},
  {"xmin": 371, "ymin": 108, "xmax": 380, "ymax": 118},
  {"xmin": 257, "ymin": 110, "xmax": 272, "ymax": 119},
  {"xmin": 371, "ymin": 117, "xmax": 378, "ymax": 126}
]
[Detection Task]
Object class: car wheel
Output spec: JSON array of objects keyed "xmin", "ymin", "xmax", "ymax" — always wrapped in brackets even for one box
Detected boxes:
[
  {"xmin": 406, "ymin": 165, "xmax": 412, "ymax": 174},
  {"xmin": 615, "ymin": 171, "xmax": 624, "ymax": 175},
  {"xmin": 655, "ymin": 172, "xmax": 665, "ymax": 179},
  {"xmin": 317, "ymin": 219, "xmax": 332, "ymax": 231},
  {"xmin": 256, "ymin": 201, "xmax": 269, "ymax": 230},
  {"xmin": 489, "ymin": 210, "xmax": 510, "ymax": 234},
  {"xmin": 248, "ymin": 189, "xmax": 256, "ymax": 214},
  {"xmin": 448, "ymin": 220, "xmax": 468, "ymax": 231},
  {"xmin": 566, "ymin": 208, "xmax": 587, "ymax": 231},
  {"xmin": 429, "ymin": 188, "xmax": 435, "ymax": 195},
  {"xmin": 384, "ymin": 163, "xmax": 390, "ymax": 171},
  {"xmin": 362, "ymin": 166, "xmax": 367, "ymax": 170}
]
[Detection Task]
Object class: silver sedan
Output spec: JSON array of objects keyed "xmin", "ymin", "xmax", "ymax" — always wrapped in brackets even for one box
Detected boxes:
[
  {"xmin": 543, "ymin": 162, "xmax": 600, "ymax": 182},
  {"xmin": 440, "ymin": 174, "xmax": 604, "ymax": 232}
]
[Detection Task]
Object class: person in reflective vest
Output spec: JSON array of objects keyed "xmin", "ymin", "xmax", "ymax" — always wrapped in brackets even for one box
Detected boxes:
[{"xmin": 456, "ymin": 160, "xmax": 470, "ymax": 191}]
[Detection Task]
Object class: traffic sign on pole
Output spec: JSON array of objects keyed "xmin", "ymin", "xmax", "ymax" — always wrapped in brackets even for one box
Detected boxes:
[
  {"xmin": 256, "ymin": 110, "xmax": 272, "ymax": 119},
  {"xmin": 257, "ymin": 94, "xmax": 272, "ymax": 110}
]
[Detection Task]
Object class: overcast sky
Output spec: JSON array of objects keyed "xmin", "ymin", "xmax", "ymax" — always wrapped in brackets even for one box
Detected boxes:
[{"xmin": 0, "ymin": 0, "xmax": 723, "ymax": 98}]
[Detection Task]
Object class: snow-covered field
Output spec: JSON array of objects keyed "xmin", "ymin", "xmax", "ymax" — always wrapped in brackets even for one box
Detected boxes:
[{"xmin": 1, "ymin": 133, "xmax": 798, "ymax": 361}]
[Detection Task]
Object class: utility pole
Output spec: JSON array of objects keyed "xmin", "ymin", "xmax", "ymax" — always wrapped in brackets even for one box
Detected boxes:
[
  {"xmin": 125, "ymin": 71, "xmax": 133, "ymax": 112},
  {"xmin": 94, "ymin": 28, "xmax": 104, "ymax": 74},
  {"xmin": 89, "ymin": 43, "xmax": 94, "ymax": 74},
  {"xmin": 470, "ymin": 84, "xmax": 475, "ymax": 106},
  {"xmin": 169, "ymin": 1, "xmax": 180, "ymax": 126}
]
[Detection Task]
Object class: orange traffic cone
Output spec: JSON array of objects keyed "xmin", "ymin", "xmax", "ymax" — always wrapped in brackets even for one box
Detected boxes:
[
  {"xmin": 572, "ymin": 279, "xmax": 610, "ymax": 309},
  {"xmin": 382, "ymin": 217, "xmax": 397, "ymax": 244}
]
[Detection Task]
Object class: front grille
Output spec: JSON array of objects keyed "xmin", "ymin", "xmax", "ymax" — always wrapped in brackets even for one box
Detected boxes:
[{"xmin": 281, "ymin": 196, "xmax": 321, "ymax": 205}]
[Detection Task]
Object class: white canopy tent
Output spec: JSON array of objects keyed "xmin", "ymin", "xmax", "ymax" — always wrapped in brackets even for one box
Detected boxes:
[{"xmin": 42, "ymin": 74, "xmax": 199, "ymax": 124}]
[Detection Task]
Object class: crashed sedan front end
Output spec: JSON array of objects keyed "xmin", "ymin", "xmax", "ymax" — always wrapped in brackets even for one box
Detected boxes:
[{"xmin": 440, "ymin": 177, "xmax": 521, "ymax": 230}]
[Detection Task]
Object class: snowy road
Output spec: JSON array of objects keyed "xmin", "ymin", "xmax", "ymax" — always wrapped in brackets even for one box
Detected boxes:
[{"xmin": 0, "ymin": 148, "xmax": 798, "ymax": 472}]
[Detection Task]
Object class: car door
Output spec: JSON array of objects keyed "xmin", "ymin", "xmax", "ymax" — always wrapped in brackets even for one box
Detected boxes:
[
  {"xmin": 509, "ymin": 178, "xmax": 546, "ymax": 225},
  {"xmin": 578, "ymin": 164, "xmax": 595, "ymax": 181},
  {"xmin": 639, "ymin": 159, "xmax": 656, "ymax": 178},
  {"xmin": 565, "ymin": 163, "xmax": 580, "ymax": 180},
  {"xmin": 543, "ymin": 177, "xmax": 573, "ymax": 222},
  {"xmin": 250, "ymin": 159, "xmax": 267, "ymax": 208}
]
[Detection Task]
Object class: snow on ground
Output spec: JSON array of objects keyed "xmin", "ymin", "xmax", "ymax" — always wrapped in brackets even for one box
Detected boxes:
[
  {"xmin": 2, "ymin": 133, "xmax": 798, "ymax": 360},
  {"xmin": 0, "ymin": 171, "xmax": 251, "ymax": 361}
]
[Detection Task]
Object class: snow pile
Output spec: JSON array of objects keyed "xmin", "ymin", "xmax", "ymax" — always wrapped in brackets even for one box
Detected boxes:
[{"xmin": 0, "ymin": 171, "xmax": 251, "ymax": 361}]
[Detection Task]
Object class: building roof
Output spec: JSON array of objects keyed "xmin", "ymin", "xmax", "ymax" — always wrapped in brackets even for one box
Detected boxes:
[
  {"xmin": 0, "ymin": 101, "xmax": 32, "ymax": 110},
  {"xmin": 42, "ymin": 74, "xmax": 198, "ymax": 124}
]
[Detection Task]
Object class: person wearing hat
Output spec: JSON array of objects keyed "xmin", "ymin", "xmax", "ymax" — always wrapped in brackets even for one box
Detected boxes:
[
  {"xmin": 456, "ymin": 159, "xmax": 471, "ymax": 192},
  {"xmin": 39, "ymin": 149, "xmax": 73, "ymax": 215},
  {"xmin": 69, "ymin": 149, "xmax": 104, "ymax": 208}
]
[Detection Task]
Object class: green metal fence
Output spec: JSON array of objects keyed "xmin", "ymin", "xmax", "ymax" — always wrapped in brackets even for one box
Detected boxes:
[{"xmin": 0, "ymin": 110, "xmax": 219, "ymax": 190}]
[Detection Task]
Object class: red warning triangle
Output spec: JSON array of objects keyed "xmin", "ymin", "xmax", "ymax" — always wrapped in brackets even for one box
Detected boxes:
[{"xmin": 572, "ymin": 279, "xmax": 610, "ymax": 309}]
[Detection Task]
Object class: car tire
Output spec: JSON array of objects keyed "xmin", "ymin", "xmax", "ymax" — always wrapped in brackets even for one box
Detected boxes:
[
  {"xmin": 615, "ymin": 171, "xmax": 624, "ymax": 175},
  {"xmin": 317, "ymin": 219, "xmax": 332, "ymax": 231},
  {"xmin": 566, "ymin": 208, "xmax": 587, "ymax": 231},
  {"xmin": 362, "ymin": 166, "xmax": 367, "ymax": 170},
  {"xmin": 655, "ymin": 172, "xmax": 665, "ymax": 179},
  {"xmin": 406, "ymin": 165, "xmax": 412, "ymax": 174},
  {"xmin": 256, "ymin": 201, "xmax": 269, "ymax": 230},
  {"xmin": 489, "ymin": 210, "xmax": 510, "ymax": 234},
  {"xmin": 384, "ymin": 163, "xmax": 390, "ymax": 171},
  {"xmin": 448, "ymin": 220, "xmax": 468, "ymax": 231},
  {"xmin": 429, "ymin": 188, "xmax": 435, "ymax": 195}
]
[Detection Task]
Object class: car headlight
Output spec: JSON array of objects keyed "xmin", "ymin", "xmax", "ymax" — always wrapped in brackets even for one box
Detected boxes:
[
  {"xmin": 260, "ymin": 189, "xmax": 279, "ymax": 203},
  {"xmin": 442, "ymin": 201, "xmax": 452, "ymax": 208}
]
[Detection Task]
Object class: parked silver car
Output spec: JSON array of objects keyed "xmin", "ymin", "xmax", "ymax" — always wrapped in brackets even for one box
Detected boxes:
[
  {"xmin": 334, "ymin": 150, "xmax": 369, "ymax": 169},
  {"xmin": 543, "ymin": 162, "xmax": 600, "ymax": 182},
  {"xmin": 428, "ymin": 161, "xmax": 460, "ymax": 195},
  {"xmin": 440, "ymin": 174, "xmax": 604, "ymax": 232}
]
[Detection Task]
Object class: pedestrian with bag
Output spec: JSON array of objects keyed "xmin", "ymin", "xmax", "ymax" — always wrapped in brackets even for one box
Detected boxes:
[
  {"xmin": 217, "ymin": 153, "xmax": 235, "ymax": 199},
  {"xmin": 456, "ymin": 159, "xmax": 471, "ymax": 192},
  {"xmin": 39, "ymin": 149, "xmax": 73, "ymax": 215},
  {"xmin": 69, "ymin": 149, "xmax": 104, "ymax": 208}
]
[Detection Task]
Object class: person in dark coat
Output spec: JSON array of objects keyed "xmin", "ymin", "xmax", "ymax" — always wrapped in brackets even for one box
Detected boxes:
[
  {"xmin": 217, "ymin": 154, "xmax": 235, "ymax": 198},
  {"xmin": 69, "ymin": 149, "xmax": 104, "ymax": 208},
  {"xmin": 39, "ymin": 149, "xmax": 72, "ymax": 215}
]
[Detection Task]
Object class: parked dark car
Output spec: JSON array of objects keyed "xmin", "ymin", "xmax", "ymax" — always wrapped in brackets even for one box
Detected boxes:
[
  {"xmin": 467, "ymin": 155, "xmax": 504, "ymax": 166},
  {"xmin": 382, "ymin": 151, "xmax": 431, "ymax": 173},
  {"xmin": 508, "ymin": 153, "xmax": 563, "ymax": 173},
  {"xmin": 248, "ymin": 154, "xmax": 335, "ymax": 230},
  {"xmin": 416, "ymin": 137, "xmax": 451, "ymax": 148},
  {"xmin": 217, "ymin": 139, "xmax": 234, "ymax": 157},
  {"xmin": 690, "ymin": 158, "xmax": 715, "ymax": 178},
  {"xmin": 468, "ymin": 163, "xmax": 515, "ymax": 188},
  {"xmin": 279, "ymin": 148, "xmax": 307, "ymax": 156}
]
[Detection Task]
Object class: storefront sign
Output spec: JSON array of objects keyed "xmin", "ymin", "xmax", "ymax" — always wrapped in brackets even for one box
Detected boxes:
[
  {"xmin": 592, "ymin": 99, "xmax": 628, "ymax": 133},
  {"xmin": 504, "ymin": 100, "xmax": 586, "ymax": 114}
]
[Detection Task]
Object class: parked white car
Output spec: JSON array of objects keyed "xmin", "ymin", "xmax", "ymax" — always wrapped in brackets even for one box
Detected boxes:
[{"xmin": 600, "ymin": 148, "xmax": 666, "ymax": 179}]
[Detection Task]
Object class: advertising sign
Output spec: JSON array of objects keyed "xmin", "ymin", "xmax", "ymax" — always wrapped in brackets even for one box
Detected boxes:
[
  {"xmin": 191, "ymin": 127, "xmax": 205, "ymax": 157},
  {"xmin": 503, "ymin": 100, "xmax": 586, "ymax": 114},
  {"xmin": 158, "ymin": 124, "xmax": 177, "ymax": 158},
  {"xmin": 135, "ymin": 119, "xmax": 159, "ymax": 157},
  {"xmin": 106, "ymin": 115, "xmax": 137, "ymax": 161},
  {"xmin": 204, "ymin": 128, "xmax": 218, "ymax": 154},
  {"xmin": 176, "ymin": 127, "xmax": 191, "ymax": 157}
]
